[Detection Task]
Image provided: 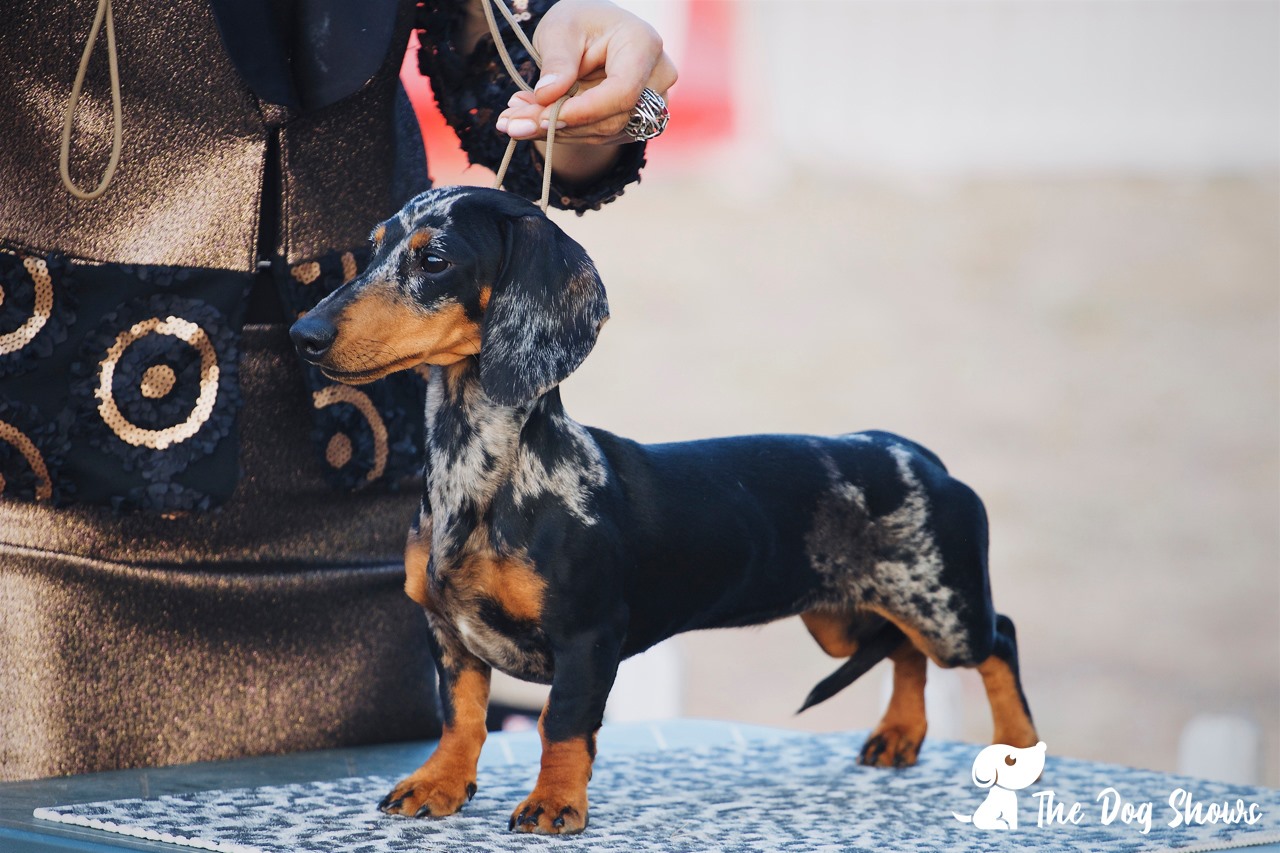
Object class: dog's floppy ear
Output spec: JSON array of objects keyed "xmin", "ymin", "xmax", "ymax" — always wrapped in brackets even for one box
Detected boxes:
[
  {"xmin": 479, "ymin": 213, "xmax": 609, "ymax": 406},
  {"xmin": 970, "ymin": 745, "xmax": 1003, "ymax": 789}
]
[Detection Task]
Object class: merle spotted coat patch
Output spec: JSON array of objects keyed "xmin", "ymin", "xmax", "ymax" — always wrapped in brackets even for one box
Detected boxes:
[{"xmin": 290, "ymin": 186, "xmax": 1038, "ymax": 835}]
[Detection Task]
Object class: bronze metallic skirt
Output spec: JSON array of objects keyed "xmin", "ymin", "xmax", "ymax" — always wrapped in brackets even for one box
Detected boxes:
[{"xmin": 0, "ymin": 325, "xmax": 439, "ymax": 781}]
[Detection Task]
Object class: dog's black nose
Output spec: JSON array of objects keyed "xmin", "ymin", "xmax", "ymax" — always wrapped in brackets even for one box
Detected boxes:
[{"xmin": 290, "ymin": 314, "xmax": 337, "ymax": 361}]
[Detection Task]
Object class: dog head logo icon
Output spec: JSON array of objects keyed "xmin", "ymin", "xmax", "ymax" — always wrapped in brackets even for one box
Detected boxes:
[{"xmin": 953, "ymin": 741, "xmax": 1047, "ymax": 830}]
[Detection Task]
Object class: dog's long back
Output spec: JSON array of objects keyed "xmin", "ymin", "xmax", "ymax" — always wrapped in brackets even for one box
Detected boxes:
[{"xmin": 591, "ymin": 428, "xmax": 995, "ymax": 672}]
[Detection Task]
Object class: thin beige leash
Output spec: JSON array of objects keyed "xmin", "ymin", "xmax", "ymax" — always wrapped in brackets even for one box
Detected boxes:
[
  {"xmin": 481, "ymin": 0, "xmax": 576, "ymax": 211},
  {"xmin": 60, "ymin": 0, "xmax": 123, "ymax": 200}
]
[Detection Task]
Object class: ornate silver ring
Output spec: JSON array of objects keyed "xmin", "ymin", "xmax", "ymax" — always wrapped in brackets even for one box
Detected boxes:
[{"xmin": 625, "ymin": 87, "xmax": 669, "ymax": 142}]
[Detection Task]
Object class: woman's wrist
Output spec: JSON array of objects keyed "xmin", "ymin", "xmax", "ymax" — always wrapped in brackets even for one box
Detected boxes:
[{"xmin": 535, "ymin": 139, "xmax": 623, "ymax": 188}]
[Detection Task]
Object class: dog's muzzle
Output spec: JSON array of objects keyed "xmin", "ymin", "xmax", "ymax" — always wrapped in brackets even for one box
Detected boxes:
[{"xmin": 290, "ymin": 313, "xmax": 337, "ymax": 363}]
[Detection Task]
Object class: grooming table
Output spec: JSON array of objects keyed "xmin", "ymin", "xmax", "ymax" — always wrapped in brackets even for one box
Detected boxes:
[{"xmin": 1, "ymin": 721, "xmax": 1276, "ymax": 852}]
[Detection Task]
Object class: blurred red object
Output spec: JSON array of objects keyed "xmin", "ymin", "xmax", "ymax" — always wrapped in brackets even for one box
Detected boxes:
[
  {"xmin": 400, "ymin": 31, "xmax": 488, "ymax": 187},
  {"xmin": 649, "ymin": 0, "xmax": 736, "ymax": 160}
]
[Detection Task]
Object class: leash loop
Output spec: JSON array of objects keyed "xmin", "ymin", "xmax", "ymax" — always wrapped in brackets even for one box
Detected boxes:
[
  {"xmin": 60, "ymin": 0, "xmax": 124, "ymax": 200},
  {"xmin": 481, "ymin": 0, "xmax": 574, "ymax": 212}
]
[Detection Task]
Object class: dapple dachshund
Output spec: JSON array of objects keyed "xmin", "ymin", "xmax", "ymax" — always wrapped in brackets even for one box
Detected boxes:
[{"xmin": 290, "ymin": 185, "xmax": 1038, "ymax": 835}]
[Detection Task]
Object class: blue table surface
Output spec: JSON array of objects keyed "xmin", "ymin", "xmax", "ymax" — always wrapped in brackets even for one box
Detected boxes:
[{"xmin": 2, "ymin": 720, "xmax": 1276, "ymax": 853}]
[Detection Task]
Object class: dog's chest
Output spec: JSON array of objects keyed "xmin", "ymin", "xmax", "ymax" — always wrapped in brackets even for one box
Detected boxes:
[{"xmin": 429, "ymin": 552, "xmax": 555, "ymax": 684}]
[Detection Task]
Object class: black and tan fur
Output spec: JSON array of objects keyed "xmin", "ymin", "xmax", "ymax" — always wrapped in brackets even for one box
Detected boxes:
[{"xmin": 290, "ymin": 186, "xmax": 1038, "ymax": 835}]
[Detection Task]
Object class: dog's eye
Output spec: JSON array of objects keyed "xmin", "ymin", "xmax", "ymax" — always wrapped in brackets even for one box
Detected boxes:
[
  {"xmin": 422, "ymin": 255, "xmax": 450, "ymax": 274},
  {"xmin": 1004, "ymin": 755, "xmax": 1017, "ymax": 766}
]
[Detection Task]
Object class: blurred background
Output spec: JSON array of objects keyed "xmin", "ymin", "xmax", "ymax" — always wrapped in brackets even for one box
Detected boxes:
[{"xmin": 406, "ymin": 0, "xmax": 1279, "ymax": 785}]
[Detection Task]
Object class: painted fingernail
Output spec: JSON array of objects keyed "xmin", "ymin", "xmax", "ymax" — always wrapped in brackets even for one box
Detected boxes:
[
  {"xmin": 495, "ymin": 116, "xmax": 509, "ymax": 133},
  {"xmin": 534, "ymin": 73, "xmax": 560, "ymax": 91},
  {"xmin": 539, "ymin": 119, "xmax": 569, "ymax": 131},
  {"xmin": 506, "ymin": 118, "xmax": 538, "ymax": 137},
  {"xmin": 508, "ymin": 92, "xmax": 524, "ymax": 108}
]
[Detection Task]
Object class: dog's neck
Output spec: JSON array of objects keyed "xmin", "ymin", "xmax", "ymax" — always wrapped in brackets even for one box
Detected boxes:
[
  {"xmin": 423, "ymin": 359, "xmax": 603, "ymax": 555},
  {"xmin": 424, "ymin": 359, "xmax": 547, "ymax": 517}
]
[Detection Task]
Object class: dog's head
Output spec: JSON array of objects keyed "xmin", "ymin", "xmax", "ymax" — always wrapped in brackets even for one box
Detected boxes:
[
  {"xmin": 969, "ymin": 741, "xmax": 1047, "ymax": 791},
  {"xmin": 289, "ymin": 186, "xmax": 609, "ymax": 406}
]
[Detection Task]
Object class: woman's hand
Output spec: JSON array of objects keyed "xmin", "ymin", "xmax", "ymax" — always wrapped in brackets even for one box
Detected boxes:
[{"xmin": 495, "ymin": 0, "xmax": 678, "ymax": 146}]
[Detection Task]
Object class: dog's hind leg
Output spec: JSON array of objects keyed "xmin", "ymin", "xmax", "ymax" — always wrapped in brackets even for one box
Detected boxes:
[
  {"xmin": 977, "ymin": 614, "xmax": 1038, "ymax": 747},
  {"xmin": 858, "ymin": 640, "xmax": 929, "ymax": 767},
  {"xmin": 801, "ymin": 608, "xmax": 861, "ymax": 658}
]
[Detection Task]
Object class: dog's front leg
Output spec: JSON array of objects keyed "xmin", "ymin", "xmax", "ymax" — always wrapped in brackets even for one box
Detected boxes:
[
  {"xmin": 380, "ymin": 627, "xmax": 491, "ymax": 818},
  {"xmin": 510, "ymin": 631, "xmax": 622, "ymax": 835}
]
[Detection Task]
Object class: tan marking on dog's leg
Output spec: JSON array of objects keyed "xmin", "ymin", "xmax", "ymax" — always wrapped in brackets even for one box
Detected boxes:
[
  {"xmin": 490, "ymin": 556, "xmax": 546, "ymax": 622},
  {"xmin": 978, "ymin": 655, "xmax": 1039, "ymax": 747},
  {"xmin": 460, "ymin": 553, "xmax": 547, "ymax": 622},
  {"xmin": 404, "ymin": 517, "xmax": 432, "ymax": 608},
  {"xmin": 382, "ymin": 666, "xmax": 491, "ymax": 818},
  {"xmin": 478, "ymin": 285, "xmax": 492, "ymax": 312},
  {"xmin": 510, "ymin": 707, "xmax": 593, "ymax": 834},
  {"xmin": 801, "ymin": 609, "xmax": 859, "ymax": 658},
  {"xmin": 859, "ymin": 641, "xmax": 929, "ymax": 768}
]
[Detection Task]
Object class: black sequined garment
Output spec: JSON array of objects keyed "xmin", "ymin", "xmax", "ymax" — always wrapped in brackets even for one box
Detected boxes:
[
  {"xmin": 0, "ymin": 0, "xmax": 645, "ymax": 511},
  {"xmin": 0, "ymin": 0, "xmax": 645, "ymax": 780}
]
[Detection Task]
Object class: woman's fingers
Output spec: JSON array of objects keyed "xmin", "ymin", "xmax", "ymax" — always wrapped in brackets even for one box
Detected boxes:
[
  {"xmin": 494, "ymin": 0, "xmax": 676, "ymax": 145},
  {"xmin": 499, "ymin": 61, "xmax": 676, "ymax": 142},
  {"xmin": 497, "ymin": 78, "xmax": 623, "ymax": 142}
]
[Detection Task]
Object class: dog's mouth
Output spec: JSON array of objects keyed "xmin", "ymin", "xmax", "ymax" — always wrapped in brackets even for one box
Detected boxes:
[
  {"xmin": 315, "ymin": 352, "xmax": 429, "ymax": 385},
  {"xmin": 318, "ymin": 366, "xmax": 386, "ymax": 385}
]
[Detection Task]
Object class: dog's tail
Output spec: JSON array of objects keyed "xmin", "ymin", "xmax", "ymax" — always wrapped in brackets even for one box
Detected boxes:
[{"xmin": 797, "ymin": 622, "xmax": 905, "ymax": 713}]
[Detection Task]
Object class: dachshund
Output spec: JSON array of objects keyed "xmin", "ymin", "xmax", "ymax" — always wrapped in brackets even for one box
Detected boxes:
[{"xmin": 289, "ymin": 185, "xmax": 1038, "ymax": 835}]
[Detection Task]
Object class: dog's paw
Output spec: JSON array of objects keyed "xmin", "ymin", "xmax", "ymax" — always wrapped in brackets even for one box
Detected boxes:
[
  {"xmin": 508, "ymin": 790, "xmax": 588, "ymax": 834},
  {"xmin": 858, "ymin": 724, "xmax": 925, "ymax": 769},
  {"xmin": 378, "ymin": 772, "xmax": 477, "ymax": 819}
]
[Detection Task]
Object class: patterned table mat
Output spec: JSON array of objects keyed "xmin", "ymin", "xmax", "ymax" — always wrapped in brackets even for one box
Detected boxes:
[{"xmin": 35, "ymin": 731, "xmax": 1280, "ymax": 853}]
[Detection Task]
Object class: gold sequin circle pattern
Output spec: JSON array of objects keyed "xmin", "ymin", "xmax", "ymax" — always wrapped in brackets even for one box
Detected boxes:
[
  {"xmin": 0, "ymin": 419, "xmax": 53, "ymax": 500},
  {"xmin": 0, "ymin": 257, "xmax": 54, "ymax": 356},
  {"xmin": 340, "ymin": 252, "xmax": 358, "ymax": 283},
  {"xmin": 140, "ymin": 363, "xmax": 177, "ymax": 399},
  {"xmin": 291, "ymin": 262, "xmax": 321, "ymax": 285},
  {"xmin": 312, "ymin": 385, "xmax": 388, "ymax": 483},
  {"xmin": 325, "ymin": 432, "xmax": 354, "ymax": 469},
  {"xmin": 96, "ymin": 317, "xmax": 219, "ymax": 449}
]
